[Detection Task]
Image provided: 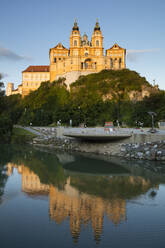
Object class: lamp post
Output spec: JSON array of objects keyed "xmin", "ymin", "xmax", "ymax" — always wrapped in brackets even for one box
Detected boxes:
[
  {"xmin": 78, "ymin": 106, "xmax": 81, "ymax": 127},
  {"xmin": 147, "ymin": 111, "xmax": 157, "ymax": 133}
]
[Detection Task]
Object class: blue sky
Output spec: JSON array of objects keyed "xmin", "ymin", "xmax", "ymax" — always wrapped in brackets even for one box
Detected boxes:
[{"xmin": 0, "ymin": 0, "xmax": 165, "ymax": 90}]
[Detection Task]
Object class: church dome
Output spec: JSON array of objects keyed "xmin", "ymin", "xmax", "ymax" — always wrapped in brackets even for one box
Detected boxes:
[
  {"xmin": 72, "ymin": 19, "xmax": 79, "ymax": 31},
  {"xmin": 94, "ymin": 19, "xmax": 101, "ymax": 31}
]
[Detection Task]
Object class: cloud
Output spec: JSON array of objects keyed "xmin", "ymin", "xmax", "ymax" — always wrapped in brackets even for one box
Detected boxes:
[
  {"xmin": 126, "ymin": 48, "xmax": 160, "ymax": 62},
  {"xmin": 0, "ymin": 73, "xmax": 8, "ymax": 79},
  {"xmin": 0, "ymin": 46, "xmax": 31, "ymax": 61}
]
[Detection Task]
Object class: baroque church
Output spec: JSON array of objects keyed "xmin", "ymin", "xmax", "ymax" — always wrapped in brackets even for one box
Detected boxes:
[{"xmin": 7, "ymin": 19, "xmax": 126, "ymax": 97}]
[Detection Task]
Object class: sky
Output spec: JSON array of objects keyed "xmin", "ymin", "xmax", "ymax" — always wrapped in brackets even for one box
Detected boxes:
[{"xmin": 0, "ymin": 0, "xmax": 165, "ymax": 91}]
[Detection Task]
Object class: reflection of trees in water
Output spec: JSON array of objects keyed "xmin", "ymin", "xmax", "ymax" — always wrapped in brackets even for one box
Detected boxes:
[
  {"xmin": 63, "ymin": 155, "xmax": 130, "ymax": 175},
  {"xmin": 70, "ymin": 175, "xmax": 156, "ymax": 200},
  {"xmin": 1, "ymin": 145, "xmax": 162, "ymax": 245},
  {"xmin": 0, "ymin": 165, "xmax": 8, "ymax": 204},
  {"xmin": 7, "ymin": 145, "xmax": 68, "ymax": 190},
  {"xmin": 4, "ymin": 145, "xmax": 160, "ymax": 245},
  {"xmin": 0, "ymin": 145, "xmax": 14, "ymax": 203},
  {"xmin": 2, "ymin": 145, "xmax": 159, "ymax": 203}
]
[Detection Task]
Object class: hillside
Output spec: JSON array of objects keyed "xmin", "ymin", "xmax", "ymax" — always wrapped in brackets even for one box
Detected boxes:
[
  {"xmin": 1, "ymin": 69, "xmax": 164, "ymax": 131},
  {"xmin": 71, "ymin": 69, "xmax": 158, "ymax": 101}
]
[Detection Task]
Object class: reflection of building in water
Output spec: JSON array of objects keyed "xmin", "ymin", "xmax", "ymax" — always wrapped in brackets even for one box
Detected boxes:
[
  {"xmin": 21, "ymin": 166, "xmax": 49, "ymax": 195},
  {"xmin": 49, "ymin": 179, "xmax": 126, "ymax": 243},
  {"xmin": 7, "ymin": 163, "xmax": 157, "ymax": 244},
  {"xmin": 6, "ymin": 163, "xmax": 14, "ymax": 176},
  {"xmin": 7, "ymin": 163, "xmax": 49, "ymax": 195},
  {"xmin": 7, "ymin": 163, "xmax": 22, "ymax": 176}
]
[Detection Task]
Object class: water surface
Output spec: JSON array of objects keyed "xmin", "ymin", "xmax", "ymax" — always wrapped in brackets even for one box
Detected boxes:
[{"xmin": 0, "ymin": 145, "xmax": 165, "ymax": 248}]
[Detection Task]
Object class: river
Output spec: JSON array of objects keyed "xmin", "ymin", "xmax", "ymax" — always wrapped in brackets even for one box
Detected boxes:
[{"xmin": 0, "ymin": 145, "xmax": 165, "ymax": 248}]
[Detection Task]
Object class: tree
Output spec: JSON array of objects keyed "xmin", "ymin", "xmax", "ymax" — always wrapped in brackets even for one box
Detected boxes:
[{"xmin": 0, "ymin": 74, "xmax": 15, "ymax": 142}]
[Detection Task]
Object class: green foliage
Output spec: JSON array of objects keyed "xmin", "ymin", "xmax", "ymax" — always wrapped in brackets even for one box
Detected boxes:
[
  {"xmin": 2, "ymin": 69, "xmax": 164, "ymax": 131},
  {"xmin": 0, "ymin": 76, "xmax": 23, "ymax": 143},
  {"xmin": 3, "ymin": 94, "xmax": 23, "ymax": 124},
  {"xmin": 130, "ymin": 91, "xmax": 165, "ymax": 126},
  {"xmin": 11, "ymin": 127, "xmax": 36, "ymax": 144},
  {"xmin": 0, "ymin": 114, "xmax": 13, "ymax": 143},
  {"xmin": 71, "ymin": 69, "xmax": 150, "ymax": 94},
  {"xmin": 9, "ymin": 146, "xmax": 67, "ymax": 189},
  {"xmin": 70, "ymin": 175, "xmax": 154, "ymax": 200},
  {"xmin": 19, "ymin": 78, "xmax": 70, "ymax": 126}
]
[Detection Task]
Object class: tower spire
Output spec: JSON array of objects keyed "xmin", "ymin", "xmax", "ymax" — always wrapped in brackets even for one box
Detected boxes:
[
  {"xmin": 94, "ymin": 18, "xmax": 100, "ymax": 31},
  {"xmin": 72, "ymin": 18, "xmax": 79, "ymax": 31}
]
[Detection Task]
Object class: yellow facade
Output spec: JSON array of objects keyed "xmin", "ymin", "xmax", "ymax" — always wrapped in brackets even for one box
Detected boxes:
[
  {"xmin": 6, "ymin": 82, "xmax": 22, "ymax": 96},
  {"xmin": 49, "ymin": 19, "xmax": 126, "ymax": 88},
  {"xmin": 7, "ymin": 19, "xmax": 126, "ymax": 96},
  {"xmin": 21, "ymin": 66, "xmax": 50, "ymax": 97}
]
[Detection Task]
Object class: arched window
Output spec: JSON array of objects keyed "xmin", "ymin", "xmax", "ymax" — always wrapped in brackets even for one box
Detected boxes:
[
  {"xmin": 81, "ymin": 62, "xmax": 83, "ymax": 69},
  {"xmin": 74, "ymin": 40, "xmax": 77, "ymax": 46},
  {"xmin": 96, "ymin": 40, "xmax": 99, "ymax": 47}
]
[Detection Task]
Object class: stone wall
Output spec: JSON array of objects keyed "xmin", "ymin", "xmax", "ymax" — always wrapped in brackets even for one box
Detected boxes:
[
  {"xmin": 56, "ymin": 70, "xmax": 96, "ymax": 89},
  {"xmin": 30, "ymin": 127, "xmax": 165, "ymax": 160},
  {"xmin": 120, "ymin": 141, "xmax": 165, "ymax": 160}
]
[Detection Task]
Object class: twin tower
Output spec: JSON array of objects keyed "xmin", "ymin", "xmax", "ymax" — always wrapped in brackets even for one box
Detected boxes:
[
  {"xmin": 7, "ymin": 19, "xmax": 126, "ymax": 97},
  {"xmin": 49, "ymin": 19, "xmax": 126, "ymax": 86}
]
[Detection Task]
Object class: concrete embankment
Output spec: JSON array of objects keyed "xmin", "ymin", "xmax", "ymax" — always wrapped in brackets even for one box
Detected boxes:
[{"xmin": 27, "ymin": 126, "xmax": 165, "ymax": 161}]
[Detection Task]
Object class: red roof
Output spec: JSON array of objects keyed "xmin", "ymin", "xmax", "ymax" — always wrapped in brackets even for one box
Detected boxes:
[{"xmin": 23, "ymin": 66, "xmax": 50, "ymax": 73}]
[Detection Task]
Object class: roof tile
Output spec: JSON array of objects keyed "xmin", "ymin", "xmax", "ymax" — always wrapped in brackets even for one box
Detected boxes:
[{"xmin": 23, "ymin": 65, "xmax": 49, "ymax": 72}]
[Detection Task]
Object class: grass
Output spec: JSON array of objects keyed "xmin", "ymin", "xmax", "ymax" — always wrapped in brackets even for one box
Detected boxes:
[
  {"xmin": 11, "ymin": 127, "xmax": 37, "ymax": 144},
  {"xmin": 12, "ymin": 127, "xmax": 37, "ymax": 137}
]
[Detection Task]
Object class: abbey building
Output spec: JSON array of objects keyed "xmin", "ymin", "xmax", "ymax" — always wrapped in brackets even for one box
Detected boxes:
[{"xmin": 7, "ymin": 20, "xmax": 126, "ymax": 97}]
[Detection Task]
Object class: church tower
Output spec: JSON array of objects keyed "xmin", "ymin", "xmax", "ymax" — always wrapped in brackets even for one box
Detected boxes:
[
  {"xmin": 70, "ymin": 19, "xmax": 81, "ymax": 57},
  {"xmin": 6, "ymin": 83, "xmax": 14, "ymax": 96},
  {"xmin": 91, "ymin": 19, "xmax": 104, "ymax": 57}
]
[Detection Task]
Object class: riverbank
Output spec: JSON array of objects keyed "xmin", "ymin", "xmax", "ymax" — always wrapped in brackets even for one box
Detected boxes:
[
  {"xmin": 11, "ymin": 127, "xmax": 37, "ymax": 144},
  {"xmin": 28, "ymin": 126, "xmax": 165, "ymax": 161}
]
